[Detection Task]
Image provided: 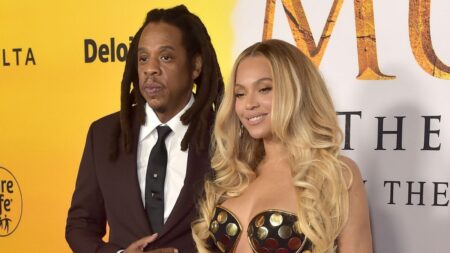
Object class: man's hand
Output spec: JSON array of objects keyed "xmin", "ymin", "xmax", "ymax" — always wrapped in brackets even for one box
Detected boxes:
[{"xmin": 123, "ymin": 234, "xmax": 178, "ymax": 253}]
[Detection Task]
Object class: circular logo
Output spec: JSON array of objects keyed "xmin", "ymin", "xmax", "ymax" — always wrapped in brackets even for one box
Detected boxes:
[{"xmin": 0, "ymin": 166, "xmax": 22, "ymax": 237}]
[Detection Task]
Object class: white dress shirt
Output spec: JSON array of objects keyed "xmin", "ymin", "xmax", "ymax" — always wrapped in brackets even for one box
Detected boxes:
[{"xmin": 136, "ymin": 95, "xmax": 193, "ymax": 223}]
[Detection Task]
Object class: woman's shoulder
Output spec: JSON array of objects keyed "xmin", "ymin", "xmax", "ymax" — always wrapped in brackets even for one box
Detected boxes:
[
  {"xmin": 338, "ymin": 155, "xmax": 364, "ymax": 189},
  {"xmin": 338, "ymin": 155, "xmax": 358, "ymax": 170},
  {"xmin": 336, "ymin": 156, "xmax": 373, "ymax": 252}
]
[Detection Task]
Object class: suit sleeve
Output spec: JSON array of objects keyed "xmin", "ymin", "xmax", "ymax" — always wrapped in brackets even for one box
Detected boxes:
[{"xmin": 65, "ymin": 123, "xmax": 122, "ymax": 253}]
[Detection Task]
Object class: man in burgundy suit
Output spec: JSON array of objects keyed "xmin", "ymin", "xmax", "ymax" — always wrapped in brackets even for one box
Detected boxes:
[{"xmin": 66, "ymin": 5, "xmax": 224, "ymax": 253}]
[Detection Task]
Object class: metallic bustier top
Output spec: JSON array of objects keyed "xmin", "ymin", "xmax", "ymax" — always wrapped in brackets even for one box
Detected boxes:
[{"xmin": 209, "ymin": 206, "xmax": 312, "ymax": 253}]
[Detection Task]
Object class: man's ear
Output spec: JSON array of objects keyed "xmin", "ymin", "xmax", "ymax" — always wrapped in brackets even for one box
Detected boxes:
[{"xmin": 192, "ymin": 55, "xmax": 202, "ymax": 80}]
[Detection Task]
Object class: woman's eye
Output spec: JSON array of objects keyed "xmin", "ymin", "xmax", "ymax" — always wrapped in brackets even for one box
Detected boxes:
[
  {"xmin": 234, "ymin": 93, "xmax": 244, "ymax": 98},
  {"xmin": 260, "ymin": 87, "xmax": 272, "ymax": 93}
]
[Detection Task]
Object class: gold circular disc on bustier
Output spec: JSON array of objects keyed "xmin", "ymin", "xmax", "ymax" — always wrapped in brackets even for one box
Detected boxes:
[
  {"xmin": 302, "ymin": 250, "xmax": 312, "ymax": 253},
  {"xmin": 226, "ymin": 223, "xmax": 238, "ymax": 236},
  {"xmin": 255, "ymin": 215, "xmax": 265, "ymax": 227},
  {"xmin": 210, "ymin": 220, "xmax": 219, "ymax": 233},
  {"xmin": 257, "ymin": 226, "xmax": 269, "ymax": 240},
  {"xmin": 269, "ymin": 213, "xmax": 283, "ymax": 227},
  {"xmin": 217, "ymin": 211, "xmax": 228, "ymax": 224},
  {"xmin": 278, "ymin": 225, "xmax": 292, "ymax": 239}
]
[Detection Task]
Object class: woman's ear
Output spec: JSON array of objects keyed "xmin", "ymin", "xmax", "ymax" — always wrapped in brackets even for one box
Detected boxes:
[{"xmin": 192, "ymin": 54, "xmax": 203, "ymax": 80}]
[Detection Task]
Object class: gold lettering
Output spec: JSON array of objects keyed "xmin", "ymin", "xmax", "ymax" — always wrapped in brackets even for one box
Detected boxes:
[
  {"xmin": 263, "ymin": 0, "xmax": 276, "ymax": 40},
  {"xmin": 262, "ymin": 0, "xmax": 394, "ymax": 80},
  {"xmin": 355, "ymin": 0, "xmax": 395, "ymax": 79},
  {"xmin": 409, "ymin": 0, "xmax": 450, "ymax": 79}
]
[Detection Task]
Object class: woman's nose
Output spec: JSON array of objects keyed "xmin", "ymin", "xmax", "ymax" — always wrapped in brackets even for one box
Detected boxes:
[{"xmin": 244, "ymin": 93, "xmax": 259, "ymax": 110}]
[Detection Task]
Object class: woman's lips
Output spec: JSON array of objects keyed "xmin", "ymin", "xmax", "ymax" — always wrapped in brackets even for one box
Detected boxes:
[{"xmin": 246, "ymin": 113, "xmax": 267, "ymax": 125}]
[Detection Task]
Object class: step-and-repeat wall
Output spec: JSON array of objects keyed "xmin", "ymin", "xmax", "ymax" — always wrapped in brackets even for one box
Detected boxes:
[{"xmin": 1, "ymin": 0, "xmax": 449, "ymax": 252}]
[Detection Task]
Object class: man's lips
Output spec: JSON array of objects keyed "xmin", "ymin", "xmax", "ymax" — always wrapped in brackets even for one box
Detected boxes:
[
  {"xmin": 142, "ymin": 80, "xmax": 164, "ymax": 96},
  {"xmin": 143, "ymin": 85, "xmax": 162, "ymax": 95}
]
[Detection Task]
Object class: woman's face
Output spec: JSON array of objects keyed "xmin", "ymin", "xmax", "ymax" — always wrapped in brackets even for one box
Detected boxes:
[{"xmin": 234, "ymin": 55, "xmax": 273, "ymax": 140}]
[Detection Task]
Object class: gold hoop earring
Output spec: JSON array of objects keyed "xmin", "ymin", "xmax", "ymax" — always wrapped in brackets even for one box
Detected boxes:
[{"xmin": 239, "ymin": 123, "xmax": 243, "ymax": 137}]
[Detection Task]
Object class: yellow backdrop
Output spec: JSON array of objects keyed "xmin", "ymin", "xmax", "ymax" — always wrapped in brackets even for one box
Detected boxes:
[{"xmin": 0, "ymin": 1, "xmax": 235, "ymax": 252}]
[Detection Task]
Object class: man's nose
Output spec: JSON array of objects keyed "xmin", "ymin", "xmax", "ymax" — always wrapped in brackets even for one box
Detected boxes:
[{"xmin": 144, "ymin": 59, "xmax": 161, "ymax": 76}]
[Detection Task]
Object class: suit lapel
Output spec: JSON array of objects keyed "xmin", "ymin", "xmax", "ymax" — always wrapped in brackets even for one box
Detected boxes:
[
  {"xmin": 159, "ymin": 143, "xmax": 210, "ymax": 238},
  {"xmin": 121, "ymin": 118, "xmax": 153, "ymax": 235}
]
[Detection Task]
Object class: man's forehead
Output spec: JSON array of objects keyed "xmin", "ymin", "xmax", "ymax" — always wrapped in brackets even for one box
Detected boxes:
[
  {"xmin": 137, "ymin": 45, "xmax": 176, "ymax": 52},
  {"xmin": 138, "ymin": 23, "xmax": 183, "ymax": 50},
  {"xmin": 142, "ymin": 22, "xmax": 182, "ymax": 39}
]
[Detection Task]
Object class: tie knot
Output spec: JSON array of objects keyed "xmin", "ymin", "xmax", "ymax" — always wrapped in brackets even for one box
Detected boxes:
[{"xmin": 156, "ymin": 125, "xmax": 172, "ymax": 141}]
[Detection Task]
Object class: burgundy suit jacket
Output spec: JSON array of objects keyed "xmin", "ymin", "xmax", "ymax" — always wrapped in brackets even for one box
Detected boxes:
[{"xmin": 66, "ymin": 111, "xmax": 210, "ymax": 253}]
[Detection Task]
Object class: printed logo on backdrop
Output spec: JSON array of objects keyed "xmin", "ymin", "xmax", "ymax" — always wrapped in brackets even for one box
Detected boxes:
[
  {"xmin": 262, "ymin": 0, "xmax": 450, "ymax": 79},
  {"xmin": 0, "ymin": 167, "xmax": 22, "ymax": 237},
  {"xmin": 84, "ymin": 37, "xmax": 133, "ymax": 63},
  {"xmin": 1, "ymin": 48, "xmax": 36, "ymax": 66}
]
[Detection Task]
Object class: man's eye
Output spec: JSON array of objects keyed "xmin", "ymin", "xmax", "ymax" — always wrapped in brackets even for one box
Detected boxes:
[
  {"xmin": 138, "ymin": 56, "xmax": 148, "ymax": 62},
  {"xmin": 160, "ymin": 55, "xmax": 173, "ymax": 61}
]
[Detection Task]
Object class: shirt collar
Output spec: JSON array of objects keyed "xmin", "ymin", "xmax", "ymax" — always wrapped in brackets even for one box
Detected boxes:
[{"xmin": 139, "ymin": 94, "xmax": 194, "ymax": 142}]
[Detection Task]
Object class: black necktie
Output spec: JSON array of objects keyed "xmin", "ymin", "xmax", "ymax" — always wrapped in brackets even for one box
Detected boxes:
[{"xmin": 145, "ymin": 125, "xmax": 172, "ymax": 233}]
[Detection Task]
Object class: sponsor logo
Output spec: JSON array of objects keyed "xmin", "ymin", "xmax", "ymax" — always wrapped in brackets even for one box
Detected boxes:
[
  {"xmin": 0, "ymin": 166, "xmax": 23, "ymax": 236},
  {"xmin": 84, "ymin": 37, "xmax": 133, "ymax": 63},
  {"xmin": 1, "ymin": 48, "xmax": 36, "ymax": 66}
]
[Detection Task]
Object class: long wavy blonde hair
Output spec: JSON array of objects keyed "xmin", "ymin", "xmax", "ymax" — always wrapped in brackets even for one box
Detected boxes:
[{"xmin": 193, "ymin": 39, "xmax": 351, "ymax": 253}]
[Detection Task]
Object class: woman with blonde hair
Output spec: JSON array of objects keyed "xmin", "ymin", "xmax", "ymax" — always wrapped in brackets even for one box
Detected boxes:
[{"xmin": 192, "ymin": 39, "xmax": 372, "ymax": 253}]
